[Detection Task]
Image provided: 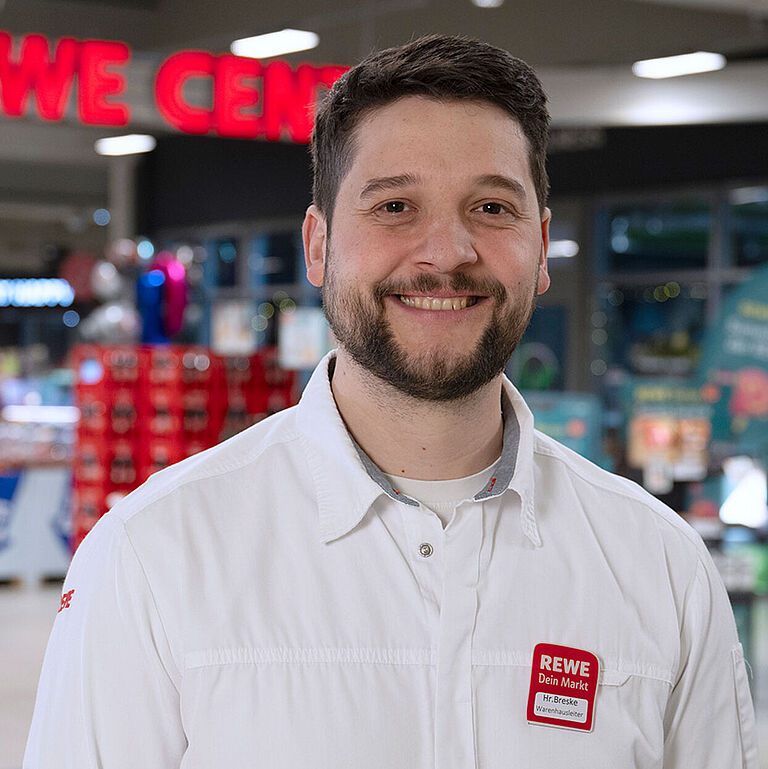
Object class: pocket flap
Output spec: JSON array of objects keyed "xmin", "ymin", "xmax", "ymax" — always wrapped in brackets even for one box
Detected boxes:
[{"xmin": 599, "ymin": 669, "xmax": 631, "ymax": 687}]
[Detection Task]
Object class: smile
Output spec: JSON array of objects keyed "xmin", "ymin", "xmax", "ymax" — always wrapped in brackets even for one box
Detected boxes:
[{"xmin": 398, "ymin": 295, "xmax": 479, "ymax": 310}]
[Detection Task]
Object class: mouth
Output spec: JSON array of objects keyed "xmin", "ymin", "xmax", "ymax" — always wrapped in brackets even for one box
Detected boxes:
[{"xmin": 397, "ymin": 295, "xmax": 481, "ymax": 311}]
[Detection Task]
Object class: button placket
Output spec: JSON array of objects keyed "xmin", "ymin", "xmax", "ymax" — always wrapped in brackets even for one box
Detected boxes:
[
  {"xmin": 398, "ymin": 503, "xmax": 445, "ymax": 608},
  {"xmin": 434, "ymin": 502, "xmax": 483, "ymax": 769}
]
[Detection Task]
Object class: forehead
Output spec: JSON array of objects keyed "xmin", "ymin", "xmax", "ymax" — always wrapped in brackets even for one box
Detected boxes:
[{"xmin": 344, "ymin": 96, "xmax": 531, "ymax": 188}]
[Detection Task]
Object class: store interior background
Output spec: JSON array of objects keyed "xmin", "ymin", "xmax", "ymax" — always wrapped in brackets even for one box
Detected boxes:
[{"xmin": 2, "ymin": 0, "xmax": 768, "ymax": 765}]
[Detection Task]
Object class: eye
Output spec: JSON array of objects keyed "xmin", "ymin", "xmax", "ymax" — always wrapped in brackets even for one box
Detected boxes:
[
  {"xmin": 478, "ymin": 202, "xmax": 508, "ymax": 215},
  {"xmin": 379, "ymin": 200, "xmax": 408, "ymax": 214}
]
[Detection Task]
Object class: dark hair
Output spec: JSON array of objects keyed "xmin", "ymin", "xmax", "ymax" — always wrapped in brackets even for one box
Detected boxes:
[{"xmin": 311, "ymin": 34, "xmax": 550, "ymax": 225}]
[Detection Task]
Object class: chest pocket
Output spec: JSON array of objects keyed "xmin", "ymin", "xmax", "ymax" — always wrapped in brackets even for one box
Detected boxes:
[
  {"xmin": 473, "ymin": 662, "xmax": 672, "ymax": 768},
  {"xmin": 591, "ymin": 667, "xmax": 669, "ymax": 762}
]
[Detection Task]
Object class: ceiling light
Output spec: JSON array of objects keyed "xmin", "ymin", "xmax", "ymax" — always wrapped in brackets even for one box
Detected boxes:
[
  {"xmin": 729, "ymin": 186, "xmax": 768, "ymax": 206},
  {"xmin": 95, "ymin": 134, "xmax": 157, "ymax": 156},
  {"xmin": 471, "ymin": 0, "xmax": 504, "ymax": 6},
  {"xmin": 231, "ymin": 29, "xmax": 319, "ymax": 60},
  {"xmin": 548, "ymin": 239, "xmax": 579, "ymax": 258},
  {"xmin": 632, "ymin": 51, "xmax": 725, "ymax": 79}
]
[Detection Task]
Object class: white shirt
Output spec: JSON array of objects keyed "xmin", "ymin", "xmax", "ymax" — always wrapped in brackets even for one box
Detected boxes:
[{"xmin": 24, "ymin": 350, "xmax": 758, "ymax": 768}]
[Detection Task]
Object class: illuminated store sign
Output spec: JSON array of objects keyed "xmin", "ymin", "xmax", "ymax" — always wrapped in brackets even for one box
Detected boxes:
[
  {"xmin": 0, "ymin": 31, "xmax": 348, "ymax": 142},
  {"xmin": 0, "ymin": 278, "xmax": 75, "ymax": 307}
]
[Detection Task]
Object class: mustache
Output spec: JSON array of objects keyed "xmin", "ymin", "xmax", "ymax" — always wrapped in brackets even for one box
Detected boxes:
[{"xmin": 372, "ymin": 273, "xmax": 507, "ymax": 304}]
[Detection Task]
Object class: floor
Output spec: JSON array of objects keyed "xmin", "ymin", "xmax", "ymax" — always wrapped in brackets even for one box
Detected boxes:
[{"xmin": 2, "ymin": 581, "xmax": 768, "ymax": 768}]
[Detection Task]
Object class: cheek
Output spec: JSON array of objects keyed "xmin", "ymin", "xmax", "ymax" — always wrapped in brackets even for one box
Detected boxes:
[
  {"xmin": 340, "ymin": 231, "xmax": 408, "ymax": 279},
  {"xmin": 483, "ymin": 252, "xmax": 535, "ymax": 289}
]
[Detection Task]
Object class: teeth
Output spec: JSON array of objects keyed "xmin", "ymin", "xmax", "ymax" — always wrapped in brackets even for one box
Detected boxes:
[{"xmin": 398, "ymin": 295, "xmax": 477, "ymax": 310}]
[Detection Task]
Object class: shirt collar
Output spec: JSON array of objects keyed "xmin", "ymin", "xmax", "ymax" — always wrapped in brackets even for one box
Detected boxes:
[{"xmin": 294, "ymin": 350, "xmax": 540, "ymax": 547}]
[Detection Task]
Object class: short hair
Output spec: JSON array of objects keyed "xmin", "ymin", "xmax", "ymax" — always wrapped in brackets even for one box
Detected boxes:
[{"xmin": 310, "ymin": 34, "xmax": 550, "ymax": 226}]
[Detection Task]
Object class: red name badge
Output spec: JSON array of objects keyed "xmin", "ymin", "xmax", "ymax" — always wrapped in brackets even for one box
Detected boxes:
[{"xmin": 527, "ymin": 642, "xmax": 599, "ymax": 732}]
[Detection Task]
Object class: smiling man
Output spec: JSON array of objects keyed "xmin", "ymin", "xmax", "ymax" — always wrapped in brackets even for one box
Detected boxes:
[
  {"xmin": 25, "ymin": 35, "xmax": 756, "ymax": 769},
  {"xmin": 304, "ymin": 94, "xmax": 550, "ymax": 480}
]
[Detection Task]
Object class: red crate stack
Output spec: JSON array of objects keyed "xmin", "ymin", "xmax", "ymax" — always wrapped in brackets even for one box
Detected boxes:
[
  {"xmin": 257, "ymin": 346, "xmax": 297, "ymax": 416},
  {"xmin": 71, "ymin": 344, "xmax": 142, "ymax": 553},
  {"xmin": 69, "ymin": 344, "xmax": 298, "ymax": 554},
  {"xmin": 220, "ymin": 347, "xmax": 298, "ymax": 440}
]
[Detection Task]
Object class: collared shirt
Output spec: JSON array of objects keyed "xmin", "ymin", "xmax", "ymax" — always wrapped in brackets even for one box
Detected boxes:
[{"xmin": 25, "ymin": 351, "xmax": 758, "ymax": 768}]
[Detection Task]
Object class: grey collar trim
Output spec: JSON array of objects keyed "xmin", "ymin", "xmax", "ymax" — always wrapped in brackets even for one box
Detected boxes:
[
  {"xmin": 474, "ymin": 393, "xmax": 519, "ymax": 501},
  {"xmin": 351, "ymin": 442, "xmax": 420, "ymax": 507},
  {"xmin": 350, "ymin": 387, "xmax": 520, "ymax": 507}
]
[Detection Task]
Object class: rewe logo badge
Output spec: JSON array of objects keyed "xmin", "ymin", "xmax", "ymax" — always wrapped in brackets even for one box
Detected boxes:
[{"xmin": 527, "ymin": 642, "xmax": 599, "ymax": 732}]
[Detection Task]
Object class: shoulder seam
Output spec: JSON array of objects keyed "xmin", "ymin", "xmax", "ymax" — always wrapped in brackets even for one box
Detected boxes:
[
  {"xmin": 117, "ymin": 430, "xmax": 302, "ymax": 520},
  {"xmin": 533, "ymin": 437, "xmax": 704, "ymax": 553}
]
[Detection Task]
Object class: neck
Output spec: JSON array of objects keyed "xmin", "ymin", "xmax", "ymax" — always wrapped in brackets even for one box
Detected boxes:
[{"xmin": 329, "ymin": 349, "xmax": 504, "ymax": 481}]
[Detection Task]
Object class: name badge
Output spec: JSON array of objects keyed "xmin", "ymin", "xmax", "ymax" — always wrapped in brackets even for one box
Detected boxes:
[{"xmin": 526, "ymin": 642, "xmax": 599, "ymax": 732}]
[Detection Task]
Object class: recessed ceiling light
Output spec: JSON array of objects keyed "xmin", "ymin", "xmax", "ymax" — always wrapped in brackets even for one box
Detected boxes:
[
  {"xmin": 632, "ymin": 51, "xmax": 725, "ymax": 79},
  {"xmin": 95, "ymin": 134, "xmax": 157, "ymax": 156},
  {"xmin": 231, "ymin": 29, "xmax": 319, "ymax": 60},
  {"xmin": 729, "ymin": 186, "xmax": 768, "ymax": 206},
  {"xmin": 471, "ymin": 0, "xmax": 504, "ymax": 6}
]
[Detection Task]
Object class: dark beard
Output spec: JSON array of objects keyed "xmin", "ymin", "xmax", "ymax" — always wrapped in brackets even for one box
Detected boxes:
[{"xmin": 321, "ymin": 263, "xmax": 538, "ymax": 403}]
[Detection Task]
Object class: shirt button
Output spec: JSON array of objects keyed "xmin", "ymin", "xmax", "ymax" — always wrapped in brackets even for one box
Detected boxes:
[{"xmin": 418, "ymin": 542, "xmax": 434, "ymax": 558}]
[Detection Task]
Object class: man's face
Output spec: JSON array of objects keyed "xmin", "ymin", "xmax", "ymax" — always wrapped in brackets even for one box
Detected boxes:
[{"xmin": 303, "ymin": 96, "xmax": 550, "ymax": 402}]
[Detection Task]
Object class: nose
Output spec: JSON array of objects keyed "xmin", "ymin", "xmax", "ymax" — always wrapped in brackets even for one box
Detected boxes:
[{"xmin": 414, "ymin": 215, "xmax": 478, "ymax": 273}]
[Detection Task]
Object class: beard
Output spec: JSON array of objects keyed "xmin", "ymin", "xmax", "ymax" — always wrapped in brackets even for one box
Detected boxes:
[{"xmin": 321, "ymin": 248, "xmax": 539, "ymax": 403}]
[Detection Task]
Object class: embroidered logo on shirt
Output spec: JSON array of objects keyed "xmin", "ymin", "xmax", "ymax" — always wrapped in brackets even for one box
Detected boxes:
[
  {"xmin": 527, "ymin": 642, "xmax": 599, "ymax": 732},
  {"xmin": 58, "ymin": 589, "xmax": 75, "ymax": 613}
]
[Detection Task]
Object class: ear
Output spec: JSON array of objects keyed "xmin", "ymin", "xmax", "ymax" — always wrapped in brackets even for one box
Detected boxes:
[
  {"xmin": 302, "ymin": 204, "xmax": 327, "ymax": 287},
  {"xmin": 536, "ymin": 207, "xmax": 551, "ymax": 295}
]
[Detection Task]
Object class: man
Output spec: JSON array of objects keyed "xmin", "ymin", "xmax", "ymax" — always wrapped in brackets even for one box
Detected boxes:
[{"xmin": 25, "ymin": 35, "xmax": 757, "ymax": 768}]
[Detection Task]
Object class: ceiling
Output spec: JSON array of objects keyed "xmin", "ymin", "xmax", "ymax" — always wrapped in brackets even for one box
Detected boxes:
[
  {"xmin": 5, "ymin": 0, "xmax": 768, "ymax": 65},
  {"xmin": 1, "ymin": 0, "xmax": 767, "ymax": 267}
]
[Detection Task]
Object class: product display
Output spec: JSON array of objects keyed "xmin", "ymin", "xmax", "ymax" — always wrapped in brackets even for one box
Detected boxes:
[{"xmin": 69, "ymin": 343, "xmax": 297, "ymax": 552}]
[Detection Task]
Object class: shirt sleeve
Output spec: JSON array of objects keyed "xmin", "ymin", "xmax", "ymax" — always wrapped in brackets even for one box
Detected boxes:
[
  {"xmin": 23, "ymin": 512, "xmax": 187, "ymax": 768},
  {"xmin": 663, "ymin": 546, "xmax": 759, "ymax": 768}
]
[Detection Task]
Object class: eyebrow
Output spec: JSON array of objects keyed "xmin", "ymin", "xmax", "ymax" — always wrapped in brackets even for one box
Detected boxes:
[
  {"xmin": 359, "ymin": 173, "xmax": 421, "ymax": 200},
  {"xmin": 357, "ymin": 172, "xmax": 528, "ymax": 201},
  {"xmin": 473, "ymin": 174, "xmax": 527, "ymax": 199}
]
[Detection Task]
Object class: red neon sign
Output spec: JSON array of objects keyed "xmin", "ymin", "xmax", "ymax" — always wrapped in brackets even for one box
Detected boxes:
[
  {"xmin": 0, "ymin": 33, "xmax": 79, "ymax": 120},
  {"xmin": 78, "ymin": 40, "xmax": 131, "ymax": 125},
  {"xmin": 155, "ymin": 51, "xmax": 347, "ymax": 141},
  {"xmin": 153, "ymin": 50, "xmax": 215, "ymax": 135},
  {"xmin": 0, "ymin": 31, "xmax": 348, "ymax": 141}
]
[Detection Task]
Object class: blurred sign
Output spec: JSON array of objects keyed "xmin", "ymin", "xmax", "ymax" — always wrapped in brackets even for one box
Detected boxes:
[
  {"xmin": 0, "ymin": 473, "xmax": 20, "ymax": 553},
  {"xmin": 0, "ymin": 278, "xmax": 75, "ymax": 307},
  {"xmin": 0, "ymin": 30, "xmax": 348, "ymax": 141},
  {"xmin": 523, "ymin": 391, "xmax": 604, "ymax": 465},
  {"xmin": 624, "ymin": 380, "xmax": 713, "ymax": 487},
  {"xmin": 278, "ymin": 306, "xmax": 333, "ymax": 370},
  {"xmin": 696, "ymin": 261, "xmax": 768, "ymax": 453},
  {"xmin": 211, "ymin": 301, "xmax": 257, "ymax": 356},
  {"xmin": 155, "ymin": 54, "xmax": 347, "ymax": 141},
  {"xmin": 0, "ymin": 34, "xmax": 129, "ymax": 125}
]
